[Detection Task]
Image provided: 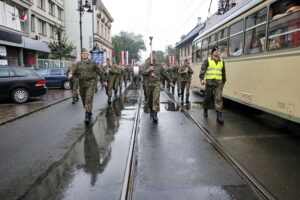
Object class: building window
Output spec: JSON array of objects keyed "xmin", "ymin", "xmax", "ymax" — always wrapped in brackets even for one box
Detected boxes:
[
  {"xmin": 37, "ymin": 0, "xmax": 45, "ymax": 10},
  {"xmin": 49, "ymin": 25, "xmax": 55, "ymax": 38},
  {"xmin": 38, "ymin": 19, "xmax": 46, "ymax": 35},
  {"xmin": 58, "ymin": 8, "xmax": 63, "ymax": 20},
  {"xmin": 49, "ymin": 2, "xmax": 55, "ymax": 16},
  {"xmin": 31, "ymin": 15, "xmax": 35, "ymax": 32}
]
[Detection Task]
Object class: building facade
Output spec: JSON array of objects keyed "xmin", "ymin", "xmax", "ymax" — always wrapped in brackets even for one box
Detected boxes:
[
  {"xmin": 0, "ymin": 0, "xmax": 65, "ymax": 67},
  {"xmin": 65, "ymin": 0, "xmax": 113, "ymax": 62}
]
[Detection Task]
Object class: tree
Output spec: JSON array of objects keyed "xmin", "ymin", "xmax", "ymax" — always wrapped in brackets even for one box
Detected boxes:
[
  {"xmin": 48, "ymin": 25, "xmax": 75, "ymax": 63},
  {"xmin": 112, "ymin": 31, "xmax": 146, "ymax": 64}
]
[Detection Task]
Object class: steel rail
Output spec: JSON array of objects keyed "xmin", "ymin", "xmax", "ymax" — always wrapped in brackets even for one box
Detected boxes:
[
  {"xmin": 120, "ymin": 87, "xmax": 142, "ymax": 200},
  {"xmin": 164, "ymin": 90, "xmax": 276, "ymax": 200}
]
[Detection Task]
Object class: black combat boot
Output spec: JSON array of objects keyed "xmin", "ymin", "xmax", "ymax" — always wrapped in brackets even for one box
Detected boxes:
[
  {"xmin": 150, "ymin": 109, "xmax": 154, "ymax": 117},
  {"xmin": 203, "ymin": 108, "xmax": 208, "ymax": 118},
  {"xmin": 186, "ymin": 95, "xmax": 189, "ymax": 103},
  {"xmin": 153, "ymin": 112, "xmax": 158, "ymax": 123},
  {"xmin": 75, "ymin": 96, "xmax": 79, "ymax": 102},
  {"xmin": 172, "ymin": 87, "xmax": 175, "ymax": 95},
  {"xmin": 216, "ymin": 111, "xmax": 224, "ymax": 124},
  {"xmin": 84, "ymin": 112, "xmax": 90, "ymax": 124},
  {"xmin": 107, "ymin": 97, "xmax": 112, "ymax": 104},
  {"xmin": 181, "ymin": 95, "xmax": 184, "ymax": 103},
  {"xmin": 72, "ymin": 97, "xmax": 76, "ymax": 104}
]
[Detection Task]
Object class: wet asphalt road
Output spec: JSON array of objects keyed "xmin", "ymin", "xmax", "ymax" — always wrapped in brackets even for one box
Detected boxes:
[
  {"xmin": 0, "ymin": 86, "xmax": 120, "ymax": 200},
  {"xmin": 1, "ymin": 83, "xmax": 300, "ymax": 200},
  {"xmin": 133, "ymin": 92, "xmax": 259, "ymax": 200}
]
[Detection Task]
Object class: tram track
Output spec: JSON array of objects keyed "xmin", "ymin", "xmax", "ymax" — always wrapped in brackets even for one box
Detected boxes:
[
  {"xmin": 164, "ymin": 90, "xmax": 276, "ymax": 200},
  {"xmin": 120, "ymin": 85, "xmax": 142, "ymax": 200}
]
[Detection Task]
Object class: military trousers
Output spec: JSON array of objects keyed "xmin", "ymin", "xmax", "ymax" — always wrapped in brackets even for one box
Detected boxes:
[
  {"xmin": 70, "ymin": 78, "xmax": 79, "ymax": 98},
  {"xmin": 142, "ymin": 81, "xmax": 148, "ymax": 99},
  {"xmin": 172, "ymin": 78, "xmax": 181, "ymax": 91},
  {"xmin": 203, "ymin": 83, "xmax": 224, "ymax": 112},
  {"xmin": 180, "ymin": 81, "xmax": 191, "ymax": 96},
  {"xmin": 79, "ymin": 80, "xmax": 96, "ymax": 113},
  {"xmin": 147, "ymin": 85, "xmax": 160, "ymax": 112},
  {"xmin": 107, "ymin": 75, "xmax": 119, "ymax": 97},
  {"xmin": 119, "ymin": 75, "xmax": 123, "ymax": 91}
]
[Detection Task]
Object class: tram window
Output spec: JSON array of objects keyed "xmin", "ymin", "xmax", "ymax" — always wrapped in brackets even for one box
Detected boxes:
[
  {"xmin": 219, "ymin": 39, "xmax": 228, "ymax": 58},
  {"xmin": 229, "ymin": 20, "xmax": 244, "ymax": 35},
  {"xmin": 218, "ymin": 28, "xmax": 228, "ymax": 40},
  {"xmin": 201, "ymin": 38, "xmax": 208, "ymax": 61},
  {"xmin": 244, "ymin": 25, "xmax": 266, "ymax": 54},
  {"xmin": 270, "ymin": 0, "xmax": 300, "ymax": 20},
  {"xmin": 268, "ymin": 10, "xmax": 300, "ymax": 50},
  {"xmin": 196, "ymin": 49, "xmax": 202, "ymax": 63},
  {"xmin": 229, "ymin": 34, "xmax": 243, "ymax": 57},
  {"xmin": 209, "ymin": 34, "xmax": 217, "ymax": 43},
  {"xmin": 246, "ymin": 7, "xmax": 267, "ymax": 29}
]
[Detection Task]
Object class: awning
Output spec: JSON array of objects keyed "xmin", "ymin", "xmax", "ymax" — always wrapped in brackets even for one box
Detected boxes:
[{"xmin": 23, "ymin": 37, "xmax": 51, "ymax": 53}]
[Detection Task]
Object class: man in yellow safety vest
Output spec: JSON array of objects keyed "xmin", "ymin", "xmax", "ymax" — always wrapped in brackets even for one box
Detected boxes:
[{"xmin": 199, "ymin": 46, "xmax": 226, "ymax": 124}]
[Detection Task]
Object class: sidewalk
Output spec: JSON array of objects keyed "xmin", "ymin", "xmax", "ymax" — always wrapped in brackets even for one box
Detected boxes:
[{"xmin": 0, "ymin": 89, "xmax": 72, "ymax": 125}]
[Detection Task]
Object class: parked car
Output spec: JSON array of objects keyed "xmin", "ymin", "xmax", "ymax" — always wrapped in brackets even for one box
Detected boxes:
[
  {"xmin": 35, "ymin": 68, "xmax": 70, "ymax": 89},
  {"xmin": 0, "ymin": 67, "xmax": 47, "ymax": 103}
]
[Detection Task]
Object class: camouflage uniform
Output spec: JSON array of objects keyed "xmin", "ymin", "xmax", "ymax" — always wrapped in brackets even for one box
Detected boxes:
[
  {"xmin": 103, "ymin": 64, "xmax": 122, "ymax": 98},
  {"xmin": 171, "ymin": 65, "xmax": 181, "ymax": 95},
  {"xmin": 199, "ymin": 57, "xmax": 226, "ymax": 112},
  {"xmin": 67, "ymin": 64, "xmax": 79, "ymax": 99},
  {"xmin": 142, "ymin": 62, "xmax": 172, "ymax": 113},
  {"xmin": 74, "ymin": 60, "xmax": 105, "ymax": 113},
  {"xmin": 178, "ymin": 64, "xmax": 193, "ymax": 100}
]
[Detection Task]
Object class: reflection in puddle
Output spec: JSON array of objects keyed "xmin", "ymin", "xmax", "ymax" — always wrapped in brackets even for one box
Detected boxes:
[{"xmin": 20, "ymin": 89, "xmax": 139, "ymax": 200}]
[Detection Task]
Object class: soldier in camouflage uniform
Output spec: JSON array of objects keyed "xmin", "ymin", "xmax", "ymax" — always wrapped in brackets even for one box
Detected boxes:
[
  {"xmin": 73, "ymin": 49, "xmax": 107, "ymax": 124},
  {"xmin": 142, "ymin": 51, "xmax": 174, "ymax": 123},
  {"xmin": 102, "ymin": 58, "xmax": 122, "ymax": 103},
  {"xmin": 199, "ymin": 46, "xmax": 226, "ymax": 124},
  {"xmin": 179, "ymin": 59, "xmax": 193, "ymax": 103},
  {"xmin": 67, "ymin": 59, "xmax": 79, "ymax": 104},
  {"xmin": 171, "ymin": 61, "xmax": 181, "ymax": 96},
  {"xmin": 123, "ymin": 65, "xmax": 129, "ymax": 87}
]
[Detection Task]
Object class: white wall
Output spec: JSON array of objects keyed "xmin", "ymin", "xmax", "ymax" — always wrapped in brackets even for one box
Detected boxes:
[{"xmin": 64, "ymin": 0, "xmax": 93, "ymax": 61}]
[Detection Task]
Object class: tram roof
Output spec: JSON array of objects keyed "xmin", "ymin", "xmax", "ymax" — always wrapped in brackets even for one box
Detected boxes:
[{"xmin": 194, "ymin": 0, "xmax": 263, "ymax": 42}]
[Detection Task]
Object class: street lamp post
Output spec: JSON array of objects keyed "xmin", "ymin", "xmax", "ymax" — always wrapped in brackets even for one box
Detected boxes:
[
  {"xmin": 78, "ymin": 0, "xmax": 93, "ymax": 59},
  {"xmin": 149, "ymin": 36, "xmax": 153, "ymax": 64}
]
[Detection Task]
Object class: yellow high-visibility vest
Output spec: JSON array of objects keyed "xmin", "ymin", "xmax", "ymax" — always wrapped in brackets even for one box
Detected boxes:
[{"xmin": 205, "ymin": 57, "xmax": 223, "ymax": 80}]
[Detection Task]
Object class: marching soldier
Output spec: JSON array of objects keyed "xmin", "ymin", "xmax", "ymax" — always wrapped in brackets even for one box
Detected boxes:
[
  {"xmin": 67, "ymin": 59, "xmax": 79, "ymax": 104},
  {"xmin": 73, "ymin": 49, "xmax": 107, "ymax": 124},
  {"xmin": 103, "ymin": 58, "xmax": 122, "ymax": 103},
  {"xmin": 142, "ymin": 51, "xmax": 174, "ymax": 123},
  {"xmin": 179, "ymin": 59, "xmax": 193, "ymax": 103},
  {"xmin": 199, "ymin": 46, "xmax": 226, "ymax": 124},
  {"xmin": 171, "ymin": 61, "xmax": 181, "ymax": 96}
]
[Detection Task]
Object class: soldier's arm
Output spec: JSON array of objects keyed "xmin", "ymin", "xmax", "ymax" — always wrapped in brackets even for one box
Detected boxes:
[
  {"xmin": 188, "ymin": 66, "xmax": 194, "ymax": 74},
  {"xmin": 222, "ymin": 61, "xmax": 226, "ymax": 84},
  {"xmin": 199, "ymin": 59, "xmax": 208, "ymax": 81},
  {"xmin": 178, "ymin": 67, "xmax": 186, "ymax": 74},
  {"xmin": 161, "ymin": 67, "xmax": 172, "ymax": 83},
  {"xmin": 73, "ymin": 63, "xmax": 79, "ymax": 76}
]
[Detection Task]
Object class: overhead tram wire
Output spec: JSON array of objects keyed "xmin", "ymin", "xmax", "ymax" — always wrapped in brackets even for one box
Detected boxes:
[
  {"xmin": 167, "ymin": 0, "xmax": 207, "ymax": 42},
  {"xmin": 165, "ymin": 0, "xmax": 197, "ymax": 32}
]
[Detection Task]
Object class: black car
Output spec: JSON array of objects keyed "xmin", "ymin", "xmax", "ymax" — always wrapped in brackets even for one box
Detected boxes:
[
  {"xmin": 0, "ymin": 67, "xmax": 47, "ymax": 103},
  {"xmin": 35, "ymin": 68, "xmax": 70, "ymax": 89}
]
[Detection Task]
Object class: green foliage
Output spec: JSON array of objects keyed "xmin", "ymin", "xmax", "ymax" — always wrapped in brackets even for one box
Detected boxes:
[
  {"xmin": 49, "ymin": 25, "xmax": 75, "ymax": 60},
  {"xmin": 112, "ymin": 31, "xmax": 146, "ymax": 64}
]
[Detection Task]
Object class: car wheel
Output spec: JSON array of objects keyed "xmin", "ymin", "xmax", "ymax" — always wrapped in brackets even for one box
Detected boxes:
[
  {"xmin": 12, "ymin": 88, "xmax": 30, "ymax": 103},
  {"xmin": 63, "ymin": 81, "xmax": 71, "ymax": 90}
]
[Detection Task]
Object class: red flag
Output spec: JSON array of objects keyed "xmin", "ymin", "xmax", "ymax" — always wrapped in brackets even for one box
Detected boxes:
[{"xmin": 20, "ymin": 13, "xmax": 27, "ymax": 21}]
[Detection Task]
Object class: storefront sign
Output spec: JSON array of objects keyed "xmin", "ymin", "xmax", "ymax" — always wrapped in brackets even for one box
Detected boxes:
[
  {"xmin": 0, "ymin": 45, "xmax": 7, "ymax": 56},
  {"xmin": 0, "ymin": 59, "xmax": 8, "ymax": 66}
]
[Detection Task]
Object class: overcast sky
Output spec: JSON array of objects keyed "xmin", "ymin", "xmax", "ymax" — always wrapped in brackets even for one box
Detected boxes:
[{"xmin": 102, "ymin": 0, "xmax": 219, "ymax": 60}]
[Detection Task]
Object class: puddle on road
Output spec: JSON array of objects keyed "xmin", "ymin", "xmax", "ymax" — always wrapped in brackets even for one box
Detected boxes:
[{"xmin": 20, "ymin": 87, "xmax": 140, "ymax": 200}]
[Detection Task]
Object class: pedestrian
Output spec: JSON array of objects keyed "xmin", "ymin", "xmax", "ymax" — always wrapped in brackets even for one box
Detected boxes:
[
  {"xmin": 179, "ymin": 59, "xmax": 193, "ymax": 103},
  {"xmin": 142, "ymin": 51, "xmax": 174, "ymax": 123},
  {"xmin": 67, "ymin": 59, "xmax": 79, "ymax": 104},
  {"xmin": 103, "ymin": 58, "xmax": 122, "ymax": 103},
  {"xmin": 199, "ymin": 46, "xmax": 226, "ymax": 124},
  {"xmin": 73, "ymin": 49, "xmax": 107, "ymax": 124}
]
